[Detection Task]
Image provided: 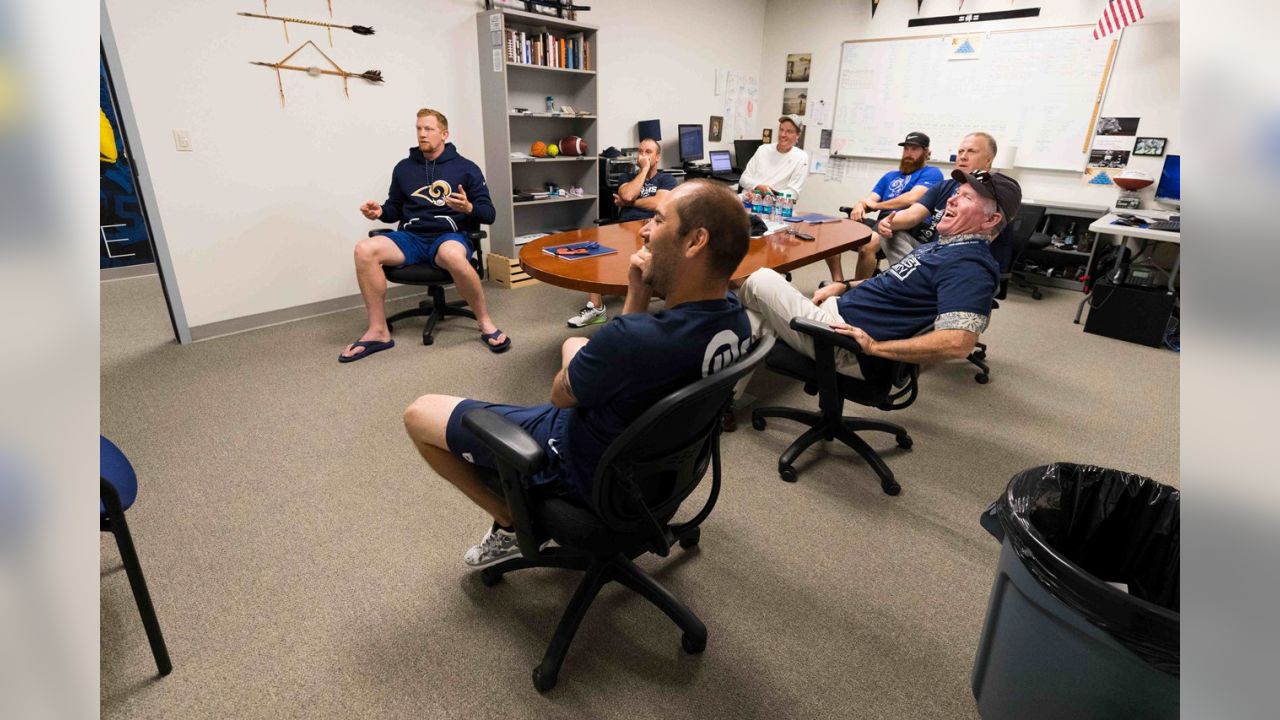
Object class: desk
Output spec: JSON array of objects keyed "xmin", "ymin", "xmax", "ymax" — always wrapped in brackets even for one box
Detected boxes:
[
  {"xmin": 519, "ymin": 218, "xmax": 871, "ymax": 296},
  {"xmin": 1075, "ymin": 209, "xmax": 1181, "ymax": 323}
]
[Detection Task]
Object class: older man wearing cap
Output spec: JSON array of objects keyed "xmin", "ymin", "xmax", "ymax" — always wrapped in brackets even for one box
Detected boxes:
[
  {"xmin": 735, "ymin": 169, "xmax": 1022, "ymax": 387},
  {"xmin": 737, "ymin": 115, "xmax": 810, "ymax": 202},
  {"xmin": 837, "ymin": 131, "xmax": 944, "ymax": 282}
]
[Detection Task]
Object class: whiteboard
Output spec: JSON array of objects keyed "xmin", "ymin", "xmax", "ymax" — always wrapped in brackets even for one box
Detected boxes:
[{"xmin": 830, "ymin": 27, "xmax": 1118, "ymax": 171}]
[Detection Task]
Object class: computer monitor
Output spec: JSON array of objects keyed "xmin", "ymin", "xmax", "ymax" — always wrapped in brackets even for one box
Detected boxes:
[
  {"xmin": 734, "ymin": 139, "xmax": 763, "ymax": 170},
  {"xmin": 1154, "ymin": 154, "xmax": 1179, "ymax": 208},
  {"xmin": 637, "ymin": 119, "xmax": 661, "ymax": 142},
  {"xmin": 678, "ymin": 124, "xmax": 704, "ymax": 163},
  {"xmin": 709, "ymin": 150, "xmax": 733, "ymax": 174}
]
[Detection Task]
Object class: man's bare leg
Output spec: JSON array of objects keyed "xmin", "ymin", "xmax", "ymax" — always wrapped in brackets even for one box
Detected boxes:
[
  {"xmin": 403, "ymin": 393, "xmax": 512, "ymax": 526},
  {"xmin": 825, "ymin": 254, "xmax": 845, "ymax": 283},
  {"xmin": 854, "ymin": 234, "xmax": 882, "ymax": 280},
  {"xmin": 341, "ymin": 235, "xmax": 407, "ymax": 358},
  {"xmin": 434, "ymin": 241, "xmax": 507, "ymax": 347}
]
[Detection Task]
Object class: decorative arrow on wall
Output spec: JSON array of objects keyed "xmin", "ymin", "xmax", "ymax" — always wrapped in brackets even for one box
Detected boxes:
[{"xmin": 250, "ymin": 40, "xmax": 383, "ymax": 108}]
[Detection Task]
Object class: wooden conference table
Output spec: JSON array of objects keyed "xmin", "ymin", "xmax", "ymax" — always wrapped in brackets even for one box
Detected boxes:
[{"xmin": 518, "ymin": 218, "xmax": 873, "ymax": 295}]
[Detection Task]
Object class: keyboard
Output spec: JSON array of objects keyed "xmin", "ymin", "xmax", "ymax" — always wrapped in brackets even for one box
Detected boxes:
[
  {"xmin": 1148, "ymin": 220, "xmax": 1180, "ymax": 233},
  {"xmin": 712, "ymin": 171, "xmax": 742, "ymax": 183}
]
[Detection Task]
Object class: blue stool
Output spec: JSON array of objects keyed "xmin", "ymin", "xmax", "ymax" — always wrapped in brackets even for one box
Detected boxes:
[{"xmin": 101, "ymin": 436, "xmax": 172, "ymax": 676}]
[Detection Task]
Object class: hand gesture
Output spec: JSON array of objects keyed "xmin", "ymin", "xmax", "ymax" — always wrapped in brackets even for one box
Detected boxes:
[
  {"xmin": 445, "ymin": 184, "xmax": 473, "ymax": 214},
  {"xmin": 810, "ymin": 281, "xmax": 847, "ymax": 306},
  {"xmin": 360, "ymin": 201, "xmax": 382, "ymax": 220},
  {"xmin": 754, "ymin": 183, "xmax": 775, "ymax": 195},
  {"xmin": 613, "ymin": 192, "xmax": 628, "ymax": 208},
  {"xmin": 830, "ymin": 322, "xmax": 876, "ymax": 355},
  {"xmin": 876, "ymin": 210, "xmax": 897, "ymax": 239},
  {"xmin": 628, "ymin": 246, "xmax": 652, "ymax": 286},
  {"xmin": 848, "ymin": 202, "xmax": 866, "ymax": 222},
  {"xmin": 637, "ymin": 154, "xmax": 652, "ymax": 172}
]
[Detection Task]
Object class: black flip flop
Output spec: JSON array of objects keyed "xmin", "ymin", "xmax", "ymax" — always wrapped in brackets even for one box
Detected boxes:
[{"xmin": 480, "ymin": 329, "xmax": 511, "ymax": 354}]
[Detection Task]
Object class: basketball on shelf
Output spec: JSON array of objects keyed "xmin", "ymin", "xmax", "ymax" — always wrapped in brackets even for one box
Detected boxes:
[
  {"xmin": 530, "ymin": 141, "xmax": 548, "ymax": 158},
  {"xmin": 547, "ymin": 143, "xmax": 560, "ymax": 157},
  {"xmin": 559, "ymin": 136, "xmax": 587, "ymax": 156}
]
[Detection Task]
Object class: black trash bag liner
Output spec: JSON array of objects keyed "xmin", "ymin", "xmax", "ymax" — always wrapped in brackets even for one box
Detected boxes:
[{"xmin": 982, "ymin": 462, "xmax": 1180, "ymax": 675}]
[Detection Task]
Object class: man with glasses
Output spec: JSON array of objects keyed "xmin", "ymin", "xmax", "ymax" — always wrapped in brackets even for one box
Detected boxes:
[
  {"xmin": 735, "ymin": 170, "xmax": 1022, "ymax": 387},
  {"xmin": 737, "ymin": 114, "xmax": 810, "ymax": 202}
]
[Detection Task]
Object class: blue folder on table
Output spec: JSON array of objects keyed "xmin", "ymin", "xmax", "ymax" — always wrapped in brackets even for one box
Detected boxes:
[
  {"xmin": 542, "ymin": 241, "xmax": 618, "ymax": 261},
  {"xmin": 784, "ymin": 212, "xmax": 843, "ymax": 224}
]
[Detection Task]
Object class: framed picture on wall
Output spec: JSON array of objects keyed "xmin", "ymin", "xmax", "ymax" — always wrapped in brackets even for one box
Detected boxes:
[
  {"xmin": 762, "ymin": 128, "xmax": 772, "ymax": 143},
  {"xmin": 785, "ymin": 53, "xmax": 811, "ymax": 82},
  {"xmin": 1132, "ymin": 137, "xmax": 1167, "ymax": 156},
  {"xmin": 709, "ymin": 116, "xmax": 723, "ymax": 142}
]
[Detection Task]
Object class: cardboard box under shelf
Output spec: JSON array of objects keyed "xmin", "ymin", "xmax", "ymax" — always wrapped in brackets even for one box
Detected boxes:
[{"xmin": 487, "ymin": 251, "xmax": 540, "ymax": 289}]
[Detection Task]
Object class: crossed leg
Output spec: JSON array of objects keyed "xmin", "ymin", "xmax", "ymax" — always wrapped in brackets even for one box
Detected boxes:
[{"xmin": 403, "ymin": 393, "xmax": 513, "ymax": 526}]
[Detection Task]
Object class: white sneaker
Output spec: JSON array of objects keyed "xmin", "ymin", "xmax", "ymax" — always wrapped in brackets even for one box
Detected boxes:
[
  {"xmin": 566, "ymin": 302, "xmax": 607, "ymax": 328},
  {"xmin": 463, "ymin": 524, "xmax": 522, "ymax": 568}
]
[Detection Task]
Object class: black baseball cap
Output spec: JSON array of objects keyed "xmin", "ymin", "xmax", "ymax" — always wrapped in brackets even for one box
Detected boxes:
[
  {"xmin": 898, "ymin": 132, "xmax": 930, "ymax": 148},
  {"xmin": 950, "ymin": 169, "xmax": 1023, "ymax": 221}
]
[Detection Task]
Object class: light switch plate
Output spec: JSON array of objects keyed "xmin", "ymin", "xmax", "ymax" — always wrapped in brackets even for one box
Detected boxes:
[{"xmin": 173, "ymin": 130, "xmax": 193, "ymax": 152}]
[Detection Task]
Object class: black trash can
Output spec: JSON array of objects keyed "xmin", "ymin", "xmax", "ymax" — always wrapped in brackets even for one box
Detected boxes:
[{"xmin": 972, "ymin": 463, "xmax": 1179, "ymax": 720}]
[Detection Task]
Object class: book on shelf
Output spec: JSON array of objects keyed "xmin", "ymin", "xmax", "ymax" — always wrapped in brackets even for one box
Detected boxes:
[{"xmin": 504, "ymin": 26, "xmax": 589, "ymax": 70}]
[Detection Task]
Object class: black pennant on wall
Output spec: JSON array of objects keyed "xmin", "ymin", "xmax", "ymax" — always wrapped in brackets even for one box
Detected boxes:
[
  {"xmin": 918, "ymin": 0, "xmax": 924, "ymax": 12},
  {"xmin": 872, "ymin": 0, "xmax": 880, "ymax": 18}
]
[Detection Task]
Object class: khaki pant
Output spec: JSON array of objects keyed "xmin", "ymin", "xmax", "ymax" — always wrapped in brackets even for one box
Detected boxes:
[
  {"xmin": 880, "ymin": 230, "xmax": 920, "ymax": 266},
  {"xmin": 738, "ymin": 268, "xmax": 865, "ymax": 380}
]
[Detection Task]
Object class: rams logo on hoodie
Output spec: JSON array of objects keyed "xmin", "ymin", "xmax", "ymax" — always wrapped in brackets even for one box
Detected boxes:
[{"xmin": 411, "ymin": 180, "xmax": 453, "ymax": 206}]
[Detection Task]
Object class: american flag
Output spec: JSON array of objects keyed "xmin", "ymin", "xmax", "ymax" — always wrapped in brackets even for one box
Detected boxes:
[{"xmin": 1093, "ymin": 0, "xmax": 1146, "ymax": 40}]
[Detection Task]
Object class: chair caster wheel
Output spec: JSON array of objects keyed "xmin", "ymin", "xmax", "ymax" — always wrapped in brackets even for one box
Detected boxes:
[
  {"xmin": 803, "ymin": 383, "xmax": 818, "ymax": 396},
  {"xmin": 779, "ymin": 466, "xmax": 798, "ymax": 483},
  {"xmin": 681, "ymin": 632, "xmax": 707, "ymax": 654},
  {"xmin": 532, "ymin": 666, "xmax": 557, "ymax": 693},
  {"xmin": 881, "ymin": 478, "xmax": 902, "ymax": 496},
  {"xmin": 678, "ymin": 528, "xmax": 701, "ymax": 549},
  {"xmin": 972, "ymin": 350, "xmax": 986, "ymax": 361},
  {"xmin": 896, "ymin": 434, "xmax": 913, "ymax": 450},
  {"xmin": 751, "ymin": 416, "xmax": 766, "ymax": 431},
  {"xmin": 480, "ymin": 568, "xmax": 503, "ymax": 587},
  {"xmin": 422, "ymin": 336, "xmax": 435, "ymax": 346},
  {"xmin": 975, "ymin": 373, "xmax": 990, "ymax": 384},
  {"xmin": 1032, "ymin": 289, "xmax": 1043, "ymax": 300}
]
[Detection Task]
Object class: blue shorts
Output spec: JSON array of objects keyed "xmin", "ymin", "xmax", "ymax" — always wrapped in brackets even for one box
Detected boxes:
[
  {"xmin": 445, "ymin": 399, "xmax": 577, "ymax": 498},
  {"xmin": 383, "ymin": 230, "xmax": 471, "ymax": 269}
]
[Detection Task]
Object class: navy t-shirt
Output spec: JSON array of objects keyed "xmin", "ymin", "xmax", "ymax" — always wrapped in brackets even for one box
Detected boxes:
[
  {"xmin": 871, "ymin": 166, "xmax": 943, "ymax": 220},
  {"xmin": 547, "ymin": 296, "xmax": 752, "ymax": 499},
  {"xmin": 618, "ymin": 170, "xmax": 678, "ymax": 222},
  {"xmin": 836, "ymin": 237, "xmax": 999, "ymax": 343}
]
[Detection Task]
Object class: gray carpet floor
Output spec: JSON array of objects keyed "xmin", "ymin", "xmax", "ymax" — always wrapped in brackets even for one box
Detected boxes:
[{"xmin": 101, "ymin": 265, "xmax": 1179, "ymax": 719}]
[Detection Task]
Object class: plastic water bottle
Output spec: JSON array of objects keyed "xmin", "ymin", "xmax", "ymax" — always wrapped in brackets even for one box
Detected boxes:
[
  {"xmin": 750, "ymin": 191, "xmax": 762, "ymax": 214},
  {"xmin": 780, "ymin": 193, "xmax": 794, "ymax": 219},
  {"xmin": 761, "ymin": 193, "xmax": 774, "ymax": 220}
]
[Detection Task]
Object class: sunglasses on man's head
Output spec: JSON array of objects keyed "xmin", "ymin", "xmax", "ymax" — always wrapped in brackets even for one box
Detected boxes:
[{"xmin": 969, "ymin": 170, "xmax": 1009, "ymax": 217}]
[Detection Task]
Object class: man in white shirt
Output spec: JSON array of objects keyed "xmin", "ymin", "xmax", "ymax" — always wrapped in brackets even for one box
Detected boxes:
[{"xmin": 738, "ymin": 115, "xmax": 809, "ymax": 202}]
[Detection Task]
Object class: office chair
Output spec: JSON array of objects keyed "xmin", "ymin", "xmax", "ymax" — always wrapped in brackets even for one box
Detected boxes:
[
  {"xmin": 966, "ymin": 204, "xmax": 1048, "ymax": 384},
  {"xmin": 751, "ymin": 318, "xmax": 917, "ymax": 495},
  {"xmin": 372, "ymin": 229, "xmax": 488, "ymax": 346},
  {"xmin": 1004, "ymin": 203, "xmax": 1050, "ymax": 300},
  {"xmin": 100, "ymin": 436, "xmax": 172, "ymax": 677},
  {"xmin": 459, "ymin": 336, "xmax": 775, "ymax": 692}
]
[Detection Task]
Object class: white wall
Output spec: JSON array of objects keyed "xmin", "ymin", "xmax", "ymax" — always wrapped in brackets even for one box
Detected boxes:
[
  {"xmin": 757, "ymin": 0, "xmax": 1179, "ymax": 212},
  {"xmin": 104, "ymin": 0, "xmax": 764, "ymax": 332}
]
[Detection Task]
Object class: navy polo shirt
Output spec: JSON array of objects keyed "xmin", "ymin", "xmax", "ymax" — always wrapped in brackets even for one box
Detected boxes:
[
  {"xmin": 912, "ymin": 178, "xmax": 1015, "ymax": 271},
  {"xmin": 836, "ymin": 236, "xmax": 999, "ymax": 342}
]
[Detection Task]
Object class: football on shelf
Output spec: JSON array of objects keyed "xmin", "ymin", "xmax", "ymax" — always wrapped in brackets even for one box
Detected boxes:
[
  {"xmin": 559, "ymin": 136, "xmax": 587, "ymax": 156},
  {"xmin": 530, "ymin": 141, "xmax": 548, "ymax": 158},
  {"xmin": 1113, "ymin": 169, "xmax": 1154, "ymax": 191}
]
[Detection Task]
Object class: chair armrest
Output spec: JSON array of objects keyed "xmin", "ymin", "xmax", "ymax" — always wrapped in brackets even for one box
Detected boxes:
[
  {"xmin": 461, "ymin": 409, "xmax": 548, "ymax": 559},
  {"xmin": 837, "ymin": 206, "xmax": 854, "ymax": 218},
  {"xmin": 369, "ymin": 228, "xmax": 393, "ymax": 237},
  {"xmin": 461, "ymin": 409, "xmax": 547, "ymax": 478},
  {"xmin": 788, "ymin": 316, "xmax": 865, "ymax": 356}
]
